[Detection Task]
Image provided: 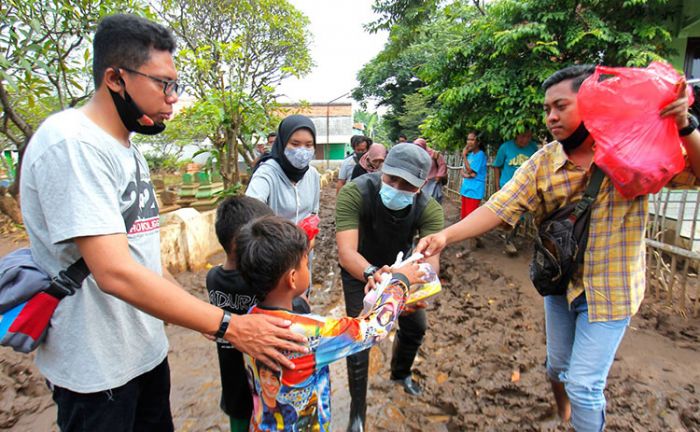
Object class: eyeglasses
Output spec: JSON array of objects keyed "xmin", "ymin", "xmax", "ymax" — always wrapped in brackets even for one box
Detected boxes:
[{"xmin": 120, "ymin": 67, "xmax": 183, "ymax": 96}]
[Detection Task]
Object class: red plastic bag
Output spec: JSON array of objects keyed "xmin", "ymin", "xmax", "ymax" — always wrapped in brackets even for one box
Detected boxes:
[
  {"xmin": 298, "ymin": 214, "xmax": 320, "ymax": 242},
  {"xmin": 577, "ymin": 62, "xmax": 692, "ymax": 199}
]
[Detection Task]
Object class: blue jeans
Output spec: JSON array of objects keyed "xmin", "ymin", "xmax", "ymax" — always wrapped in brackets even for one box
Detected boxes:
[{"xmin": 544, "ymin": 294, "xmax": 630, "ymax": 432}]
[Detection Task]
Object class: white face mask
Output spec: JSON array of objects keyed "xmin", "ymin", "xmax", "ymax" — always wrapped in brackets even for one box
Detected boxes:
[
  {"xmin": 379, "ymin": 182, "xmax": 416, "ymax": 210},
  {"xmin": 284, "ymin": 146, "xmax": 315, "ymax": 169}
]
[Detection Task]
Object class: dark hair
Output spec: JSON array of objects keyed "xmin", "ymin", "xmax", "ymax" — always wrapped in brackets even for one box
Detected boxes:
[
  {"xmin": 467, "ymin": 130, "xmax": 482, "ymax": 150},
  {"xmin": 215, "ymin": 196, "xmax": 273, "ymax": 255},
  {"xmin": 350, "ymin": 135, "xmax": 365, "ymax": 149},
  {"xmin": 236, "ymin": 216, "xmax": 309, "ymax": 299},
  {"xmin": 267, "ymin": 132, "xmax": 277, "ymax": 139},
  {"xmin": 398, "ymin": 134, "xmax": 407, "ymax": 140},
  {"xmin": 93, "ymin": 14, "xmax": 176, "ymax": 87},
  {"xmin": 255, "ymin": 358, "xmax": 281, "ymax": 377},
  {"xmin": 542, "ymin": 65, "xmax": 596, "ymax": 93}
]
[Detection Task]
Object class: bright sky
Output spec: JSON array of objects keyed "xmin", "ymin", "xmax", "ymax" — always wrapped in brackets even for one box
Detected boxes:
[{"xmin": 276, "ymin": 0, "xmax": 388, "ymax": 107}]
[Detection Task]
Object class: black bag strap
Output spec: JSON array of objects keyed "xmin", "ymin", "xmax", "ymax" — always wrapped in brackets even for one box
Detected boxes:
[
  {"xmin": 48, "ymin": 155, "xmax": 142, "ymax": 298},
  {"xmin": 570, "ymin": 164, "xmax": 605, "ymax": 222}
]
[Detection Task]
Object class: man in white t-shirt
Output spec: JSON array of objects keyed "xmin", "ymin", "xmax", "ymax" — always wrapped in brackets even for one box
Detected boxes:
[{"xmin": 20, "ymin": 14, "xmax": 306, "ymax": 432}]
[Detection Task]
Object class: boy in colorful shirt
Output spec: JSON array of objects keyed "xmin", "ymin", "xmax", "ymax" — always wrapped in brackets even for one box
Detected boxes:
[
  {"xmin": 236, "ymin": 216, "xmax": 424, "ymax": 431},
  {"xmin": 206, "ymin": 196, "xmax": 274, "ymax": 432}
]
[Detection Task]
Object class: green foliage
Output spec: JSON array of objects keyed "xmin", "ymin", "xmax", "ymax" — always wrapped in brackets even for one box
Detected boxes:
[
  {"xmin": 157, "ymin": 0, "xmax": 312, "ymax": 186},
  {"xmin": 0, "ymin": 0, "xmax": 151, "ymax": 195},
  {"xmin": 0, "ymin": 0, "xmax": 151, "ymax": 149},
  {"xmin": 214, "ymin": 182, "xmax": 244, "ymax": 199},
  {"xmin": 356, "ymin": 0, "xmax": 679, "ymax": 150},
  {"xmin": 143, "ymin": 153, "xmax": 190, "ymax": 173}
]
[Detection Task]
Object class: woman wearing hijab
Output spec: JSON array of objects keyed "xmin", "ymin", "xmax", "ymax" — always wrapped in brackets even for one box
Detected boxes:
[
  {"xmin": 350, "ymin": 143, "xmax": 387, "ymax": 180},
  {"xmin": 246, "ymin": 115, "xmax": 320, "ymax": 224}
]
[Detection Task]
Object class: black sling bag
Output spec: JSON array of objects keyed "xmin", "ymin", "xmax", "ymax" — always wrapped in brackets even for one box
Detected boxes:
[{"xmin": 529, "ymin": 165, "xmax": 605, "ymax": 297}]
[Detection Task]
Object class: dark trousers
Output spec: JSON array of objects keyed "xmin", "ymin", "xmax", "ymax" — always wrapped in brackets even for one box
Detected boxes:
[
  {"xmin": 341, "ymin": 271, "xmax": 427, "ymax": 379},
  {"xmin": 52, "ymin": 357, "xmax": 174, "ymax": 432}
]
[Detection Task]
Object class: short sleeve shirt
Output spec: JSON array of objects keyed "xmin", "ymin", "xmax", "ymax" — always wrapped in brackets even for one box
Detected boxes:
[
  {"xmin": 20, "ymin": 109, "xmax": 168, "ymax": 392},
  {"xmin": 485, "ymin": 141, "xmax": 698, "ymax": 322}
]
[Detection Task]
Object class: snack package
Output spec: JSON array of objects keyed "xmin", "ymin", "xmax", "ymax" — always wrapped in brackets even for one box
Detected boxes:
[
  {"xmin": 577, "ymin": 62, "xmax": 693, "ymax": 199},
  {"xmin": 298, "ymin": 214, "xmax": 320, "ymax": 242},
  {"xmin": 406, "ymin": 262, "xmax": 442, "ymax": 305},
  {"xmin": 360, "ymin": 252, "xmax": 442, "ymax": 315}
]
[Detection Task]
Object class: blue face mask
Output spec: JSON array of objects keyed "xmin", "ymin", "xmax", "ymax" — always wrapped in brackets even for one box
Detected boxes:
[
  {"xmin": 284, "ymin": 146, "xmax": 315, "ymax": 169},
  {"xmin": 379, "ymin": 182, "xmax": 416, "ymax": 211}
]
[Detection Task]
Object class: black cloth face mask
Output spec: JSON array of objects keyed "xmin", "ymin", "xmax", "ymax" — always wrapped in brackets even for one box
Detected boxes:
[
  {"xmin": 559, "ymin": 121, "xmax": 589, "ymax": 153},
  {"xmin": 109, "ymin": 80, "xmax": 165, "ymax": 135}
]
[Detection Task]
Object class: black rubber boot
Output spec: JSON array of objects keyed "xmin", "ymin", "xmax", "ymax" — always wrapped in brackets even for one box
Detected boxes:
[
  {"xmin": 389, "ymin": 319, "xmax": 425, "ymax": 396},
  {"xmin": 346, "ymin": 349, "xmax": 369, "ymax": 432}
]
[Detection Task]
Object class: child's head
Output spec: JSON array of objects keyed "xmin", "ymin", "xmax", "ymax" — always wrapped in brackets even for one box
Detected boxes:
[
  {"xmin": 236, "ymin": 215, "xmax": 309, "ymax": 300},
  {"xmin": 215, "ymin": 196, "xmax": 273, "ymax": 256}
]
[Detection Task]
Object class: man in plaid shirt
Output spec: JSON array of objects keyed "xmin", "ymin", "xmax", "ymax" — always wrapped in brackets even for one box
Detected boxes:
[{"xmin": 417, "ymin": 65, "xmax": 700, "ymax": 431}]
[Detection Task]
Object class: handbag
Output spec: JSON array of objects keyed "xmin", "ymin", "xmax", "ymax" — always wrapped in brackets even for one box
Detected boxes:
[
  {"xmin": 529, "ymin": 165, "xmax": 605, "ymax": 297},
  {"xmin": 0, "ymin": 156, "xmax": 141, "ymax": 352}
]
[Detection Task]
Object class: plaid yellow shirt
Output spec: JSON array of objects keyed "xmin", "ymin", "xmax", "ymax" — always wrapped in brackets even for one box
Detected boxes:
[{"xmin": 486, "ymin": 141, "xmax": 699, "ymax": 322}]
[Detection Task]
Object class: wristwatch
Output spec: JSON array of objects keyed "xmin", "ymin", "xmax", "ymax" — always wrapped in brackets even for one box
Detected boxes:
[
  {"xmin": 679, "ymin": 113, "xmax": 699, "ymax": 137},
  {"xmin": 214, "ymin": 310, "xmax": 232, "ymax": 340},
  {"xmin": 362, "ymin": 265, "xmax": 379, "ymax": 282}
]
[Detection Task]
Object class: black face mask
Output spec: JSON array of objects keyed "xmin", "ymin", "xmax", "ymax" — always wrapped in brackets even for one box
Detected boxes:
[
  {"xmin": 109, "ymin": 85, "xmax": 165, "ymax": 136},
  {"xmin": 559, "ymin": 121, "xmax": 590, "ymax": 153}
]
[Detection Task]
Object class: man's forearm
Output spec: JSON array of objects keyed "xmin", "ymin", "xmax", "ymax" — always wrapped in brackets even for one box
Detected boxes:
[
  {"xmin": 338, "ymin": 247, "xmax": 371, "ymax": 281},
  {"xmin": 444, "ymin": 205, "xmax": 503, "ymax": 245},
  {"xmin": 161, "ymin": 266, "xmax": 182, "ymax": 288},
  {"xmin": 77, "ymin": 235, "xmax": 222, "ymax": 335}
]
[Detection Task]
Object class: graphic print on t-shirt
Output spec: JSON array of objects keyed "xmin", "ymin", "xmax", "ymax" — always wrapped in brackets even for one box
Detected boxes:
[{"xmin": 121, "ymin": 161, "xmax": 160, "ymax": 235}]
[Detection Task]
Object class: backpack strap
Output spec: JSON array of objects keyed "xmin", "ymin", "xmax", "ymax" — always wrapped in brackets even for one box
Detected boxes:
[
  {"xmin": 570, "ymin": 164, "xmax": 605, "ymax": 222},
  {"xmin": 49, "ymin": 155, "xmax": 142, "ymax": 298}
]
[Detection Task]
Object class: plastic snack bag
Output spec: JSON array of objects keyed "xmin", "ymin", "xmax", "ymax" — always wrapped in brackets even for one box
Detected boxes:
[
  {"xmin": 360, "ymin": 252, "xmax": 442, "ymax": 315},
  {"xmin": 298, "ymin": 214, "xmax": 320, "ymax": 242},
  {"xmin": 577, "ymin": 62, "xmax": 692, "ymax": 199},
  {"xmin": 406, "ymin": 262, "xmax": 441, "ymax": 305}
]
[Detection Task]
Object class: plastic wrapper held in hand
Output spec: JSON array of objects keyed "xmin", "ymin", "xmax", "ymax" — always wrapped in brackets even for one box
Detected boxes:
[{"xmin": 577, "ymin": 62, "xmax": 692, "ymax": 198}]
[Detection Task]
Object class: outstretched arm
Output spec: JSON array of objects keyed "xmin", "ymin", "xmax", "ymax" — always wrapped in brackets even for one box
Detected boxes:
[
  {"xmin": 75, "ymin": 234, "xmax": 307, "ymax": 371},
  {"xmin": 312, "ymin": 273, "xmax": 412, "ymax": 369},
  {"xmin": 415, "ymin": 206, "xmax": 503, "ymax": 257}
]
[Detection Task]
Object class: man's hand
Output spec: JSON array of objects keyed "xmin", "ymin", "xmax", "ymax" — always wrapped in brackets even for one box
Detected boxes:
[
  {"xmin": 225, "ymin": 314, "xmax": 308, "ymax": 371},
  {"xmin": 416, "ymin": 232, "xmax": 448, "ymax": 257},
  {"xmin": 660, "ymin": 78, "xmax": 690, "ymax": 129},
  {"xmin": 364, "ymin": 265, "xmax": 391, "ymax": 293},
  {"xmin": 391, "ymin": 261, "xmax": 426, "ymax": 286}
]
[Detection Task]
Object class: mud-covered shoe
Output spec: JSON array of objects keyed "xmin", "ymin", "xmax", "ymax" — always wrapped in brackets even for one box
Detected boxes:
[
  {"xmin": 391, "ymin": 376, "xmax": 422, "ymax": 396},
  {"xmin": 504, "ymin": 241, "xmax": 518, "ymax": 255}
]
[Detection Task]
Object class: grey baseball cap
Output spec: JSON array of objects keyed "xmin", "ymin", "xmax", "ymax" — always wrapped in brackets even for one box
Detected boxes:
[{"xmin": 381, "ymin": 143, "xmax": 432, "ymax": 188}]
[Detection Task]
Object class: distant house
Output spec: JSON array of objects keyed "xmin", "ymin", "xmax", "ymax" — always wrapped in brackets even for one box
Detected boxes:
[{"xmin": 277, "ymin": 103, "xmax": 354, "ymax": 160}]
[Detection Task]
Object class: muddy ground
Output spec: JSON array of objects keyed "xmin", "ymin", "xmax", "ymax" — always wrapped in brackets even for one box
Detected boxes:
[{"xmin": 1, "ymin": 186, "xmax": 700, "ymax": 431}]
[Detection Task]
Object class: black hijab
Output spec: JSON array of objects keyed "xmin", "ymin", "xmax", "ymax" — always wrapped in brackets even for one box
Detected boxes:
[{"xmin": 254, "ymin": 115, "xmax": 317, "ymax": 183}]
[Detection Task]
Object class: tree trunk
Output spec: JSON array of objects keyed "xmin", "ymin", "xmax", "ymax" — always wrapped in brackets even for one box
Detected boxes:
[
  {"xmin": 8, "ymin": 138, "xmax": 28, "ymax": 198},
  {"xmin": 0, "ymin": 191, "xmax": 22, "ymax": 224}
]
